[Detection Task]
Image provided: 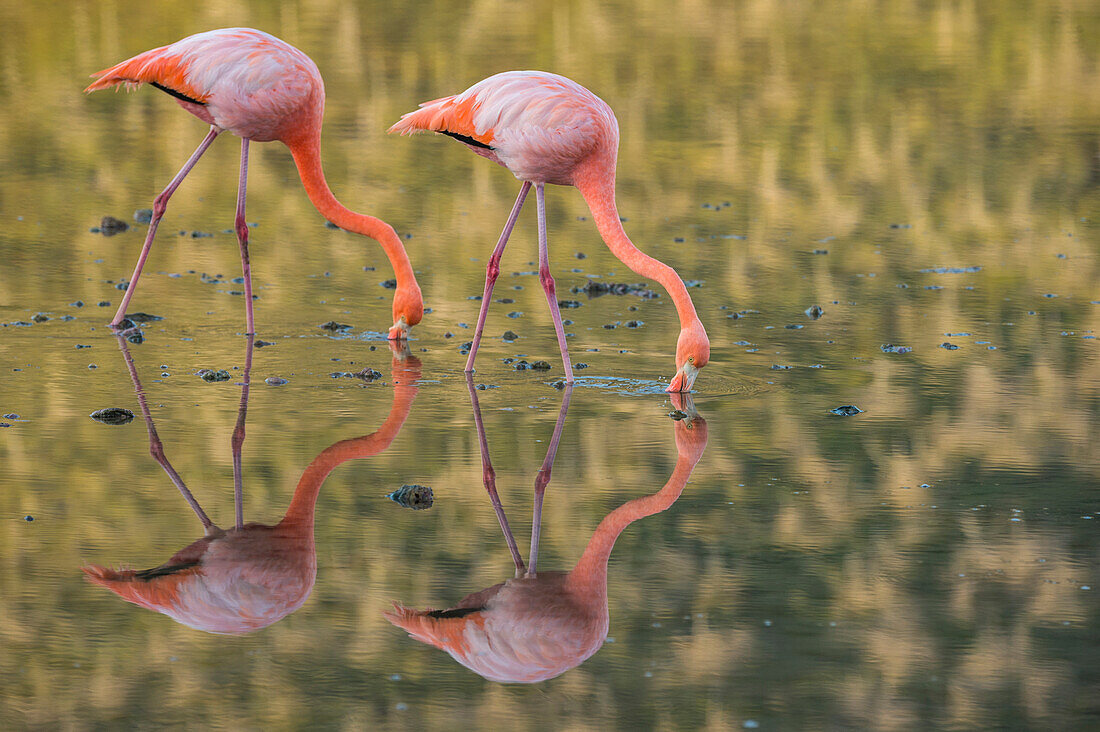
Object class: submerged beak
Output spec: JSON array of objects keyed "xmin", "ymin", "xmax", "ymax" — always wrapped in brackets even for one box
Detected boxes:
[
  {"xmin": 387, "ymin": 315, "xmax": 410, "ymax": 341},
  {"xmin": 666, "ymin": 362, "xmax": 700, "ymax": 393}
]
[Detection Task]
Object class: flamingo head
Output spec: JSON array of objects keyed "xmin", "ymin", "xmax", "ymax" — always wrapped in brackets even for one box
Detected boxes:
[
  {"xmin": 667, "ymin": 320, "xmax": 710, "ymax": 393},
  {"xmin": 388, "ymin": 284, "xmax": 424, "ymax": 341}
]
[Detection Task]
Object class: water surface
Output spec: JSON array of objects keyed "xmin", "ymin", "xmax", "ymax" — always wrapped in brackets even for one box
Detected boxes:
[{"xmin": 1, "ymin": 1, "xmax": 1098, "ymax": 729}]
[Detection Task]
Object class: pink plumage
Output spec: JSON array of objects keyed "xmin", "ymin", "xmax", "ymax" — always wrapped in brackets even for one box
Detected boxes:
[
  {"xmin": 391, "ymin": 71, "xmax": 710, "ymax": 391},
  {"xmin": 86, "ymin": 28, "xmax": 423, "ymax": 339}
]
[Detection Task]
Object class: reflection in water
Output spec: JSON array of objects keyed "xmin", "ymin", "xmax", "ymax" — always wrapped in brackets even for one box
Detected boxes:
[
  {"xmin": 83, "ymin": 336, "xmax": 420, "ymax": 634},
  {"xmin": 386, "ymin": 379, "xmax": 708, "ymax": 682}
]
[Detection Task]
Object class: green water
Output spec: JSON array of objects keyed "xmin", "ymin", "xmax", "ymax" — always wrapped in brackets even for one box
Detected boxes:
[{"xmin": 1, "ymin": 1, "xmax": 1097, "ymax": 729}]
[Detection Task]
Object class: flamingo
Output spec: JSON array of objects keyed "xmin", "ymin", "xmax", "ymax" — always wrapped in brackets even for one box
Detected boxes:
[
  {"xmin": 384, "ymin": 378, "xmax": 708, "ymax": 682},
  {"xmin": 390, "ymin": 71, "xmax": 709, "ymax": 391},
  {"xmin": 86, "ymin": 28, "xmax": 423, "ymax": 339},
  {"xmin": 83, "ymin": 333, "xmax": 420, "ymax": 634}
]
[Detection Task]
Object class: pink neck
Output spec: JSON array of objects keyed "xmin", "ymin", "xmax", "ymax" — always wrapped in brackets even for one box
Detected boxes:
[
  {"xmin": 574, "ymin": 164, "xmax": 699, "ymax": 330},
  {"xmin": 567, "ymin": 452, "xmax": 699, "ymax": 596},
  {"xmin": 281, "ymin": 375, "xmax": 418, "ymax": 530},
  {"xmin": 286, "ymin": 134, "xmax": 418, "ymax": 294}
]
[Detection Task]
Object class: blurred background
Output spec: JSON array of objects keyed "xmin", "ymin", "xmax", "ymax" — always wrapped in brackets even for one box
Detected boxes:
[{"xmin": 0, "ymin": 0, "xmax": 1097, "ymax": 729}]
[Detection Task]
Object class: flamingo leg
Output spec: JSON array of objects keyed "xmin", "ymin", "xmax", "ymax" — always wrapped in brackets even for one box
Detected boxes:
[
  {"xmin": 110, "ymin": 125, "xmax": 222, "ymax": 328},
  {"xmin": 527, "ymin": 382, "xmax": 573, "ymax": 576},
  {"xmin": 535, "ymin": 184, "xmax": 574, "ymax": 383},
  {"xmin": 466, "ymin": 374, "xmax": 526, "ymax": 574},
  {"xmin": 465, "ymin": 181, "xmax": 532, "ymax": 374},
  {"xmin": 235, "ymin": 138, "xmax": 255, "ymax": 336},
  {"xmin": 231, "ymin": 334, "xmax": 255, "ymax": 530},
  {"xmin": 115, "ymin": 333, "xmax": 215, "ymax": 531}
]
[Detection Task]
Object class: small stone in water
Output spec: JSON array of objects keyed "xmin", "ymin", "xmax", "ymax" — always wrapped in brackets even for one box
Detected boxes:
[
  {"xmin": 265, "ymin": 377, "xmax": 289, "ymax": 386},
  {"xmin": 940, "ymin": 342, "xmax": 959, "ymax": 350},
  {"xmin": 99, "ymin": 216, "xmax": 129, "ymax": 235},
  {"xmin": 197, "ymin": 369, "xmax": 231, "ymax": 382},
  {"xmin": 805, "ymin": 304, "xmax": 824, "ymax": 319},
  {"xmin": 126, "ymin": 312, "xmax": 163, "ymax": 323},
  {"xmin": 380, "ymin": 279, "xmax": 397, "ymax": 289},
  {"xmin": 507, "ymin": 311, "xmax": 522, "ymax": 319},
  {"xmin": 255, "ymin": 340, "xmax": 275, "ymax": 348},
  {"xmin": 319, "ymin": 321, "xmax": 352, "ymax": 332},
  {"xmin": 502, "ymin": 331, "xmax": 519, "ymax": 341},
  {"xmin": 625, "ymin": 320, "xmax": 644, "ymax": 328},
  {"xmin": 98, "ymin": 301, "xmax": 111, "ymax": 307},
  {"xmin": 32, "ymin": 313, "xmax": 49, "ymax": 323},
  {"xmin": 133, "ymin": 209, "xmax": 153, "ymax": 224},
  {"xmin": 2, "ymin": 413, "xmax": 18, "ymax": 419},
  {"xmin": 558, "ymin": 300, "xmax": 582, "ymax": 308},
  {"xmin": 388, "ymin": 484, "xmax": 433, "ymax": 510},
  {"xmin": 881, "ymin": 344, "xmax": 912, "ymax": 354},
  {"xmin": 530, "ymin": 361, "xmax": 552, "ymax": 370},
  {"xmin": 90, "ymin": 407, "xmax": 135, "ymax": 425},
  {"xmin": 70, "ymin": 300, "xmax": 84, "ymax": 308},
  {"xmin": 830, "ymin": 405, "xmax": 864, "ymax": 416}
]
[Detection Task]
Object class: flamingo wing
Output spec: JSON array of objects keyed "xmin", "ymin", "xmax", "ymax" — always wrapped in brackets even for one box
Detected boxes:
[
  {"xmin": 85, "ymin": 28, "xmax": 321, "ymax": 142},
  {"xmin": 389, "ymin": 71, "xmax": 616, "ymax": 183}
]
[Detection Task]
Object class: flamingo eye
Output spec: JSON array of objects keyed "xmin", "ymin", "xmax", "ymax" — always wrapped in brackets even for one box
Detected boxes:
[{"xmin": 688, "ymin": 356, "xmax": 695, "ymax": 363}]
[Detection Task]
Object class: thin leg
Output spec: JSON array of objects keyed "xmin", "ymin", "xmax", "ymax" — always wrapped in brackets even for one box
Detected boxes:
[
  {"xmin": 110, "ymin": 125, "xmax": 222, "ymax": 327},
  {"xmin": 231, "ymin": 334, "xmax": 255, "ymax": 530},
  {"xmin": 528, "ymin": 383, "xmax": 573, "ymax": 576},
  {"xmin": 465, "ymin": 181, "xmax": 532, "ymax": 373},
  {"xmin": 235, "ymin": 138, "xmax": 255, "ymax": 336},
  {"xmin": 535, "ymin": 183, "xmax": 574, "ymax": 383},
  {"xmin": 467, "ymin": 374, "xmax": 526, "ymax": 574},
  {"xmin": 115, "ymin": 332, "xmax": 215, "ymax": 531}
]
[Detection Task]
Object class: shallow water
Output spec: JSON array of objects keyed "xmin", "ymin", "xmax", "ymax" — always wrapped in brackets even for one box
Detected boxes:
[{"xmin": 1, "ymin": 1, "xmax": 1098, "ymax": 729}]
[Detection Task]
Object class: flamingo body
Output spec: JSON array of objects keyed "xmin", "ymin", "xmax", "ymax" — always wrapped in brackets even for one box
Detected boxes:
[
  {"xmin": 391, "ymin": 71, "xmax": 709, "ymax": 391},
  {"xmin": 87, "ymin": 28, "xmax": 423, "ymax": 339},
  {"xmin": 386, "ymin": 408, "xmax": 708, "ymax": 682},
  {"xmin": 84, "ymin": 339, "xmax": 421, "ymax": 634},
  {"xmin": 387, "ymin": 573, "xmax": 606, "ymax": 684},
  {"xmin": 391, "ymin": 71, "xmax": 614, "ymax": 186},
  {"xmin": 83, "ymin": 524, "xmax": 315, "ymax": 634}
]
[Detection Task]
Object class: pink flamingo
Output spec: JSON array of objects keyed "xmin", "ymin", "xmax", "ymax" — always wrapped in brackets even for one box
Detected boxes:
[
  {"xmin": 385, "ymin": 381, "xmax": 708, "ymax": 682},
  {"xmin": 83, "ymin": 334, "xmax": 420, "ymax": 634},
  {"xmin": 390, "ymin": 71, "xmax": 710, "ymax": 391},
  {"xmin": 86, "ymin": 28, "xmax": 423, "ymax": 339}
]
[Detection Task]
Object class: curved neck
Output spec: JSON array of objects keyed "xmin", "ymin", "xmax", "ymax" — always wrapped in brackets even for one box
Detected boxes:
[
  {"xmin": 567, "ymin": 448, "xmax": 701, "ymax": 595},
  {"xmin": 281, "ymin": 367, "xmax": 419, "ymax": 529},
  {"xmin": 286, "ymin": 134, "xmax": 418, "ymax": 291},
  {"xmin": 574, "ymin": 164, "xmax": 699, "ymax": 329}
]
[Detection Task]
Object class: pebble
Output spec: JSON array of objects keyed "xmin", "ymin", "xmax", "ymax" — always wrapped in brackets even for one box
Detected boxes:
[
  {"xmin": 388, "ymin": 484, "xmax": 433, "ymax": 510},
  {"xmin": 99, "ymin": 216, "xmax": 129, "ymax": 235},
  {"xmin": 133, "ymin": 209, "xmax": 153, "ymax": 223},
  {"xmin": 502, "ymin": 331, "xmax": 519, "ymax": 341},
  {"xmin": 197, "ymin": 369, "xmax": 231, "ymax": 382},
  {"xmin": 89, "ymin": 407, "xmax": 135, "ymax": 425},
  {"xmin": 319, "ymin": 321, "xmax": 352, "ymax": 332},
  {"xmin": 830, "ymin": 405, "xmax": 864, "ymax": 416},
  {"xmin": 265, "ymin": 377, "xmax": 289, "ymax": 386},
  {"xmin": 805, "ymin": 304, "xmax": 824, "ymax": 319}
]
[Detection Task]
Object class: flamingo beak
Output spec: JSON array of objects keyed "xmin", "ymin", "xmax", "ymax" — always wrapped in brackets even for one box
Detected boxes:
[
  {"xmin": 387, "ymin": 315, "xmax": 410, "ymax": 341},
  {"xmin": 666, "ymin": 362, "xmax": 699, "ymax": 393}
]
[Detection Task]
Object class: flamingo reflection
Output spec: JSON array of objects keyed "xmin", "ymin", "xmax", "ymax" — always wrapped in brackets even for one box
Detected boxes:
[
  {"xmin": 385, "ymin": 377, "xmax": 708, "ymax": 683},
  {"xmin": 83, "ymin": 334, "xmax": 420, "ymax": 634}
]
